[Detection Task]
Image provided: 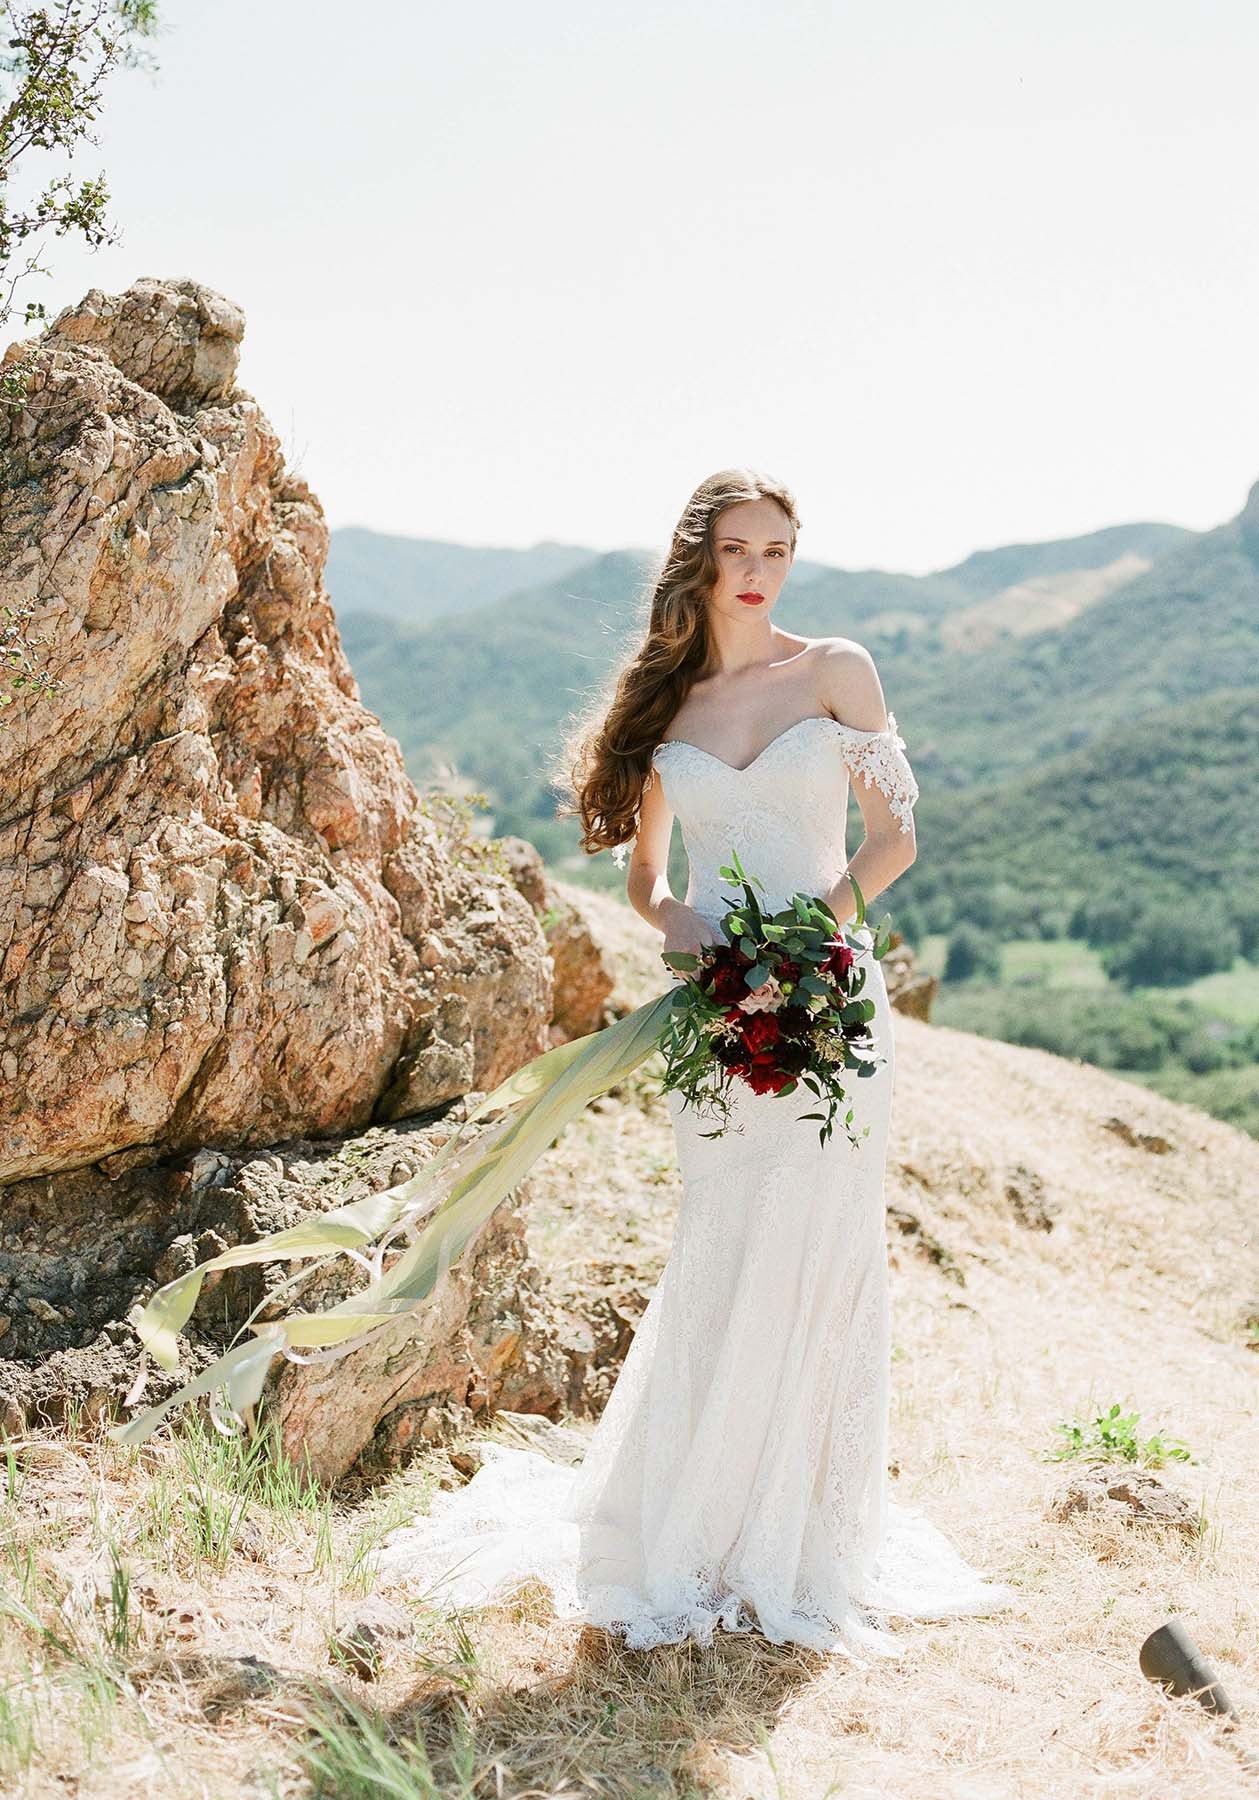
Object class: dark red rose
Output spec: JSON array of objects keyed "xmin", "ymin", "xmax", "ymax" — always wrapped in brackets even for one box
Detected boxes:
[
  {"xmin": 711, "ymin": 961, "xmax": 752, "ymax": 1004},
  {"xmin": 777, "ymin": 1004, "xmax": 813, "ymax": 1040},
  {"xmin": 701, "ymin": 944, "xmax": 758, "ymax": 1004},
  {"xmin": 744, "ymin": 1055, "xmax": 793, "ymax": 1095},
  {"xmin": 822, "ymin": 937, "xmax": 855, "ymax": 979},
  {"xmin": 776, "ymin": 1037, "xmax": 811, "ymax": 1074},
  {"xmin": 776, "ymin": 957, "xmax": 802, "ymax": 986},
  {"xmin": 740, "ymin": 1012, "xmax": 782, "ymax": 1054}
]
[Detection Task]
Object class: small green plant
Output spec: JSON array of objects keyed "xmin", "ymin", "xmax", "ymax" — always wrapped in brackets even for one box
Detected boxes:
[
  {"xmin": 1046, "ymin": 1401, "xmax": 1192, "ymax": 1466},
  {"xmin": 415, "ymin": 786, "xmax": 511, "ymax": 882},
  {"xmin": 102, "ymin": 1543, "xmax": 133, "ymax": 1659},
  {"xmin": 2, "ymin": 1437, "xmax": 22, "ymax": 1506},
  {"xmin": 0, "ymin": 601, "xmax": 60, "ymax": 730},
  {"xmin": 169, "ymin": 1402, "xmax": 330, "ymax": 1569}
]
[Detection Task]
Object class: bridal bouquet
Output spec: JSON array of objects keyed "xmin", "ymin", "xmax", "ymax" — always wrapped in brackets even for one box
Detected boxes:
[
  {"xmin": 657, "ymin": 849, "xmax": 885, "ymax": 1148},
  {"xmin": 108, "ymin": 852, "xmax": 892, "ymax": 1448}
]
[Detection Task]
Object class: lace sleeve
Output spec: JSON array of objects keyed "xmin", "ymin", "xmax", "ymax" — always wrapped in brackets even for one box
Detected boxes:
[{"xmin": 833, "ymin": 710, "xmax": 919, "ymax": 834}]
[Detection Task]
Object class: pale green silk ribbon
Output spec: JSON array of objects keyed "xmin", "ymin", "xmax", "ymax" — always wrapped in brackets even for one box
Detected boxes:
[{"xmin": 109, "ymin": 984, "xmax": 683, "ymax": 1447}]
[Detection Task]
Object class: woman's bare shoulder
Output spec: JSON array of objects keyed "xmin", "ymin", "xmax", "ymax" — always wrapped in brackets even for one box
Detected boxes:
[
  {"xmin": 812, "ymin": 638, "xmax": 889, "ymax": 729},
  {"xmin": 808, "ymin": 633, "xmax": 869, "ymax": 660}
]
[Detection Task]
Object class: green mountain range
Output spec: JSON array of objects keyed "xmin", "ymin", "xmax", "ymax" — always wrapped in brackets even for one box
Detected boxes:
[
  {"xmin": 326, "ymin": 528, "xmax": 601, "ymax": 625},
  {"xmin": 327, "ymin": 489, "xmax": 1259, "ymax": 908}
]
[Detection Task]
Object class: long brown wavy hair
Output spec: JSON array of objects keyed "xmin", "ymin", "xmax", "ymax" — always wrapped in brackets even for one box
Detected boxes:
[{"xmin": 552, "ymin": 467, "xmax": 801, "ymax": 858}]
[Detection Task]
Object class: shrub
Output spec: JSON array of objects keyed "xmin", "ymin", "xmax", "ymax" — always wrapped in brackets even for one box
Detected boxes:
[
  {"xmin": 1103, "ymin": 903, "xmax": 1241, "ymax": 989},
  {"xmin": 943, "ymin": 922, "xmax": 1002, "ymax": 983}
]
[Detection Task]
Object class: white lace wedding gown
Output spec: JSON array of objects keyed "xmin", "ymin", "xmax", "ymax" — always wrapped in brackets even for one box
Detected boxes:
[{"xmin": 371, "ymin": 712, "xmax": 1018, "ymax": 1661}]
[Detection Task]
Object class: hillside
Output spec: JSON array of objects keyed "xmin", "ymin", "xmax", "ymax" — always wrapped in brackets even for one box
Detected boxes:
[
  {"xmin": 779, "ymin": 519, "xmax": 1193, "ymax": 653},
  {"xmin": 885, "ymin": 490, "xmax": 1259, "ymax": 788},
  {"xmin": 338, "ymin": 549, "xmax": 657, "ymax": 856},
  {"xmin": 895, "ymin": 684, "xmax": 1259, "ymax": 928},
  {"xmin": 933, "ymin": 519, "xmax": 1192, "ymax": 599},
  {"xmin": 7, "ymin": 894, "xmax": 1258, "ymax": 1796}
]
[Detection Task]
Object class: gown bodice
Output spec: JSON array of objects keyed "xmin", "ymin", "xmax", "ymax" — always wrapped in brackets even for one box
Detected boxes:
[{"xmin": 643, "ymin": 711, "xmax": 919, "ymax": 926}]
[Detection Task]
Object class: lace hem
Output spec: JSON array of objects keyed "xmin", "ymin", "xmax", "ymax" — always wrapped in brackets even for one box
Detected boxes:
[{"xmin": 369, "ymin": 1444, "xmax": 1017, "ymax": 1665}]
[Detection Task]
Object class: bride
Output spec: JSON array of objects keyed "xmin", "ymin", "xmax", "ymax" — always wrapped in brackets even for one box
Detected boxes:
[{"xmin": 372, "ymin": 468, "xmax": 1019, "ymax": 1661}]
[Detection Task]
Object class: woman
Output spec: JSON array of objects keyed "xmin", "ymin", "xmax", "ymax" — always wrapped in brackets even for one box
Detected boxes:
[{"xmin": 373, "ymin": 468, "xmax": 1018, "ymax": 1660}]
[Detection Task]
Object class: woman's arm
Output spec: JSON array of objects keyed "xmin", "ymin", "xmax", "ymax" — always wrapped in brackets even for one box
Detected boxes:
[
  {"xmin": 624, "ymin": 761, "xmax": 686, "ymax": 933},
  {"xmin": 816, "ymin": 641, "xmax": 918, "ymax": 927},
  {"xmin": 624, "ymin": 764, "xmax": 721, "ymax": 950}
]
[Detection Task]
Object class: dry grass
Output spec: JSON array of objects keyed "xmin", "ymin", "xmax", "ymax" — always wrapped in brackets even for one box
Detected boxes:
[{"xmin": 3, "ymin": 925, "xmax": 1258, "ymax": 1796}]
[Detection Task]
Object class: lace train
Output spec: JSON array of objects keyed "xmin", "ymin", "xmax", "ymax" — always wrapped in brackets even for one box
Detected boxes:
[{"xmin": 370, "ymin": 1437, "xmax": 1017, "ymax": 1661}]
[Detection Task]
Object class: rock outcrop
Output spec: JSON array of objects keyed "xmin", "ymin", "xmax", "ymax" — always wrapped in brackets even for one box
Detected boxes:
[
  {"xmin": 496, "ymin": 838, "xmax": 619, "ymax": 1041},
  {"xmin": 0, "ymin": 277, "xmax": 552, "ymax": 1186},
  {"xmin": 879, "ymin": 931, "xmax": 937, "ymax": 1020},
  {"xmin": 0, "ymin": 279, "xmax": 666, "ymax": 1477}
]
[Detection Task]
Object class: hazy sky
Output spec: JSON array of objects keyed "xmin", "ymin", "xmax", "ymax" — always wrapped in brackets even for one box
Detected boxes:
[{"xmin": 21, "ymin": 0, "xmax": 1259, "ymax": 572}]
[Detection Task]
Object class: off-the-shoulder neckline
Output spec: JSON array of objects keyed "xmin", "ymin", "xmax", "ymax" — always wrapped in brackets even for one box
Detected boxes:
[{"xmin": 653, "ymin": 710, "xmax": 899, "ymax": 777}]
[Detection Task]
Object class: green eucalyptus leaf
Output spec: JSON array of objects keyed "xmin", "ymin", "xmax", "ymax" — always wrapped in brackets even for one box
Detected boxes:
[{"xmin": 847, "ymin": 872, "xmax": 866, "ymax": 926}]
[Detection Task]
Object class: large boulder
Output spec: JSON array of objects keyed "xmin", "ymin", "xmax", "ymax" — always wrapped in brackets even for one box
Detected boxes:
[
  {"xmin": 881, "ymin": 931, "xmax": 938, "ymax": 1019},
  {"xmin": 0, "ymin": 277, "xmax": 552, "ymax": 1185}
]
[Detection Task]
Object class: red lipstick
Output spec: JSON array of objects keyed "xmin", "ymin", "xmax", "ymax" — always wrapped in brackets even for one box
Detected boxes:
[{"xmin": 737, "ymin": 591, "xmax": 763, "ymax": 604}]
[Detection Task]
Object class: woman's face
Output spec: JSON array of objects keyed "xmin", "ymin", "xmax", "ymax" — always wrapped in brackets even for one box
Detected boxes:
[{"xmin": 707, "ymin": 498, "xmax": 795, "ymax": 619}]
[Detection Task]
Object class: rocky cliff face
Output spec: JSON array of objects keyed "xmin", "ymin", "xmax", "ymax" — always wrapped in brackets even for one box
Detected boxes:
[
  {"xmin": 0, "ymin": 276, "xmax": 934, "ymax": 1476},
  {"xmin": 0, "ymin": 277, "xmax": 552, "ymax": 1186}
]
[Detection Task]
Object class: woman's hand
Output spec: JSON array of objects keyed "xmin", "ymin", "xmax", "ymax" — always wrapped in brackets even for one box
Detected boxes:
[{"xmin": 660, "ymin": 900, "xmax": 724, "ymax": 983}]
